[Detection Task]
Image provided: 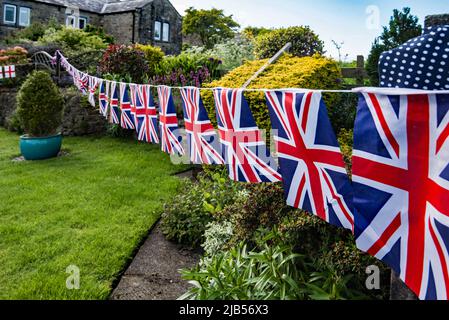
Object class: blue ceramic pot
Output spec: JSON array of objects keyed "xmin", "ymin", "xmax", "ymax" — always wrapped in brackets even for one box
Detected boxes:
[{"xmin": 20, "ymin": 133, "xmax": 62, "ymax": 160}]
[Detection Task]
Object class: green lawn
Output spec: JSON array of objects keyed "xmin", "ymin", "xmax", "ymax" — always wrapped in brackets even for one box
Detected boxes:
[{"xmin": 0, "ymin": 128, "xmax": 187, "ymax": 299}]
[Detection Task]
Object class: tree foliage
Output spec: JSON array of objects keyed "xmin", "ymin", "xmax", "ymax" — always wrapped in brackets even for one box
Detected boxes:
[
  {"xmin": 182, "ymin": 7, "xmax": 240, "ymax": 49},
  {"xmin": 366, "ymin": 7, "xmax": 422, "ymax": 86}
]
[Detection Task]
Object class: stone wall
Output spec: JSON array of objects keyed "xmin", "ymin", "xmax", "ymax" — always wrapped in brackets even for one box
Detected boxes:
[
  {"xmin": 425, "ymin": 14, "xmax": 449, "ymax": 28},
  {"xmin": 0, "ymin": 86, "xmax": 108, "ymax": 136},
  {"xmin": 102, "ymin": 12, "xmax": 135, "ymax": 45}
]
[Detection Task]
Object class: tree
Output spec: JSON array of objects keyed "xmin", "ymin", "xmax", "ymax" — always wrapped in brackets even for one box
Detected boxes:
[
  {"xmin": 182, "ymin": 7, "xmax": 240, "ymax": 49},
  {"xmin": 366, "ymin": 7, "xmax": 422, "ymax": 86}
]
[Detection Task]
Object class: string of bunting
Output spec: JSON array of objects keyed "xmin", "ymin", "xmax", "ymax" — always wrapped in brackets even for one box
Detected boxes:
[{"xmin": 56, "ymin": 50, "xmax": 449, "ymax": 300}]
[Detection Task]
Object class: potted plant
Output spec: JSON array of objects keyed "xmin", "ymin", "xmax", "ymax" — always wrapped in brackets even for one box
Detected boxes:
[{"xmin": 16, "ymin": 71, "xmax": 64, "ymax": 160}]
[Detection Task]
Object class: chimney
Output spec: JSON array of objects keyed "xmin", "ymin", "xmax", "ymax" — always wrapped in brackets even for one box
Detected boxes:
[{"xmin": 424, "ymin": 14, "xmax": 449, "ymax": 28}]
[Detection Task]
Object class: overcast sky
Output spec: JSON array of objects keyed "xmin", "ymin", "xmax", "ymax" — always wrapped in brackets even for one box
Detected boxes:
[{"xmin": 170, "ymin": 0, "xmax": 448, "ymax": 60}]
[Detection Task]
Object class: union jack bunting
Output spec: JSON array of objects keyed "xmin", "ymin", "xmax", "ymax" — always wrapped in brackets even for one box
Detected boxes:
[
  {"xmin": 119, "ymin": 83, "xmax": 135, "ymax": 130},
  {"xmin": 130, "ymin": 84, "xmax": 159, "ymax": 144},
  {"xmin": 266, "ymin": 90, "xmax": 354, "ymax": 230},
  {"xmin": 78, "ymin": 72, "xmax": 89, "ymax": 95},
  {"xmin": 157, "ymin": 86, "xmax": 184, "ymax": 155},
  {"xmin": 109, "ymin": 82, "xmax": 120, "ymax": 125},
  {"xmin": 352, "ymin": 90, "xmax": 449, "ymax": 300},
  {"xmin": 4, "ymin": 65, "xmax": 16, "ymax": 79},
  {"xmin": 88, "ymin": 76, "xmax": 99, "ymax": 107},
  {"xmin": 180, "ymin": 87, "xmax": 224, "ymax": 165},
  {"xmin": 98, "ymin": 80, "xmax": 109, "ymax": 118},
  {"xmin": 213, "ymin": 88, "xmax": 281, "ymax": 183}
]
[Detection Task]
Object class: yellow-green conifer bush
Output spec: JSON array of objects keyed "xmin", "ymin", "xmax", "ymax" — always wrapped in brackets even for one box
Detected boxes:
[{"xmin": 201, "ymin": 54, "xmax": 342, "ymax": 132}]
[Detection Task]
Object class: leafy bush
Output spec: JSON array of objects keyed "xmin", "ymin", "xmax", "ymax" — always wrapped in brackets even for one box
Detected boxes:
[
  {"xmin": 161, "ymin": 169, "xmax": 242, "ymax": 247},
  {"xmin": 39, "ymin": 27, "xmax": 108, "ymax": 56},
  {"xmin": 16, "ymin": 22, "xmax": 48, "ymax": 42},
  {"xmin": 0, "ymin": 46, "xmax": 28, "ymax": 66},
  {"xmin": 202, "ymin": 55, "xmax": 342, "ymax": 132},
  {"xmin": 135, "ymin": 44, "xmax": 165, "ymax": 77},
  {"xmin": 184, "ymin": 37, "xmax": 255, "ymax": 71},
  {"xmin": 180, "ymin": 241, "xmax": 307, "ymax": 300},
  {"xmin": 254, "ymin": 26, "xmax": 324, "ymax": 59},
  {"xmin": 16, "ymin": 71, "xmax": 64, "ymax": 137},
  {"xmin": 201, "ymin": 221, "xmax": 234, "ymax": 257},
  {"xmin": 152, "ymin": 53, "xmax": 222, "ymax": 86},
  {"xmin": 83, "ymin": 25, "xmax": 115, "ymax": 44},
  {"xmin": 161, "ymin": 179, "xmax": 213, "ymax": 247},
  {"xmin": 99, "ymin": 44, "xmax": 150, "ymax": 83}
]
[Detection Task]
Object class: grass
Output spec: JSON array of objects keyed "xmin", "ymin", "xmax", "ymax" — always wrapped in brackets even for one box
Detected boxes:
[{"xmin": 0, "ymin": 128, "xmax": 188, "ymax": 299}]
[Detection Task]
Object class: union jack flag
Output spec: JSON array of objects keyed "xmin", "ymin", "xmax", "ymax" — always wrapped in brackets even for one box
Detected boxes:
[
  {"xmin": 88, "ymin": 76, "xmax": 99, "ymax": 107},
  {"xmin": 157, "ymin": 86, "xmax": 184, "ymax": 155},
  {"xmin": 119, "ymin": 83, "xmax": 135, "ymax": 130},
  {"xmin": 78, "ymin": 72, "xmax": 89, "ymax": 95},
  {"xmin": 98, "ymin": 80, "xmax": 110, "ymax": 118},
  {"xmin": 130, "ymin": 84, "xmax": 159, "ymax": 144},
  {"xmin": 109, "ymin": 81, "xmax": 120, "ymax": 125},
  {"xmin": 352, "ymin": 90, "xmax": 449, "ymax": 300},
  {"xmin": 0, "ymin": 66, "xmax": 3, "ymax": 79},
  {"xmin": 266, "ymin": 90, "xmax": 353, "ymax": 230},
  {"xmin": 180, "ymin": 87, "xmax": 224, "ymax": 165},
  {"xmin": 214, "ymin": 88, "xmax": 281, "ymax": 183}
]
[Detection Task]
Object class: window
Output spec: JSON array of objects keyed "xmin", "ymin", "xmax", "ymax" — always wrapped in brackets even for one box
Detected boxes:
[
  {"xmin": 66, "ymin": 15, "xmax": 76, "ymax": 28},
  {"xmin": 154, "ymin": 21, "xmax": 161, "ymax": 41},
  {"xmin": 19, "ymin": 7, "xmax": 31, "ymax": 27},
  {"xmin": 162, "ymin": 22, "xmax": 169, "ymax": 42},
  {"xmin": 3, "ymin": 4, "xmax": 16, "ymax": 24},
  {"xmin": 78, "ymin": 16, "xmax": 87, "ymax": 29}
]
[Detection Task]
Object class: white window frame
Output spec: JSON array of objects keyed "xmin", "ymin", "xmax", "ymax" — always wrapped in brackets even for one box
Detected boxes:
[
  {"xmin": 154, "ymin": 21, "xmax": 161, "ymax": 41},
  {"xmin": 66, "ymin": 15, "xmax": 76, "ymax": 28},
  {"xmin": 3, "ymin": 4, "xmax": 17, "ymax": 25},
  {"xmin": 78, "ymin": 16, "xmax": 87, "ymax": 29},
  {"xmin": 18, "ymin": 7, "xmax": 31, "ymax": 27},
  {"xmin": 162, "ymin": 22, "xmax": 170, "ymax": 42}
]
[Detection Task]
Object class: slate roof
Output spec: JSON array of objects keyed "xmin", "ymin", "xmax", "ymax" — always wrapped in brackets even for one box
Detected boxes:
[{"xmin": 34, "ymin": 0, "xmax": 168, "ymax": 14}]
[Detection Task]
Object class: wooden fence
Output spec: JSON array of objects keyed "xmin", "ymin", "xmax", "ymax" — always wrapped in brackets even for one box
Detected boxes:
[{"xmin": 341, "ymin": 55, "xmax": 368, "ymax": 88}]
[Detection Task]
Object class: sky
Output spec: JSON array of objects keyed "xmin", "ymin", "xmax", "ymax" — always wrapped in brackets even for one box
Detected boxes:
[{"xmin": 170, "ymin": 0, "xmax": 449, "ymax": 60}]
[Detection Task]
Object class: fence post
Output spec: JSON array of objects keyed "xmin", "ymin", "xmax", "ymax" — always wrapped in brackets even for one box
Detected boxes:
[{"xmin": 356, "ymin": 55, "xmax": 364, "ymax": 86}]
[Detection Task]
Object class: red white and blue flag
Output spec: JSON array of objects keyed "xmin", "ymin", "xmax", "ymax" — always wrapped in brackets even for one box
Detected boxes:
[
  {"xmin": 130, "ymin": 84, "xmax": 159, "ymax": 144},
  {"xmin": 180, "ymin": 87, "xmax": 224, "ymax": 165},
  {"xmin": 158, "ymin": 86, "xmax": 184, "ymax": 154},
  {"xmin": 352, "ymin": 89, "xmax": 449, "ymax": 300},
  {"xmin": 98, "ymin": 80, "xmax": 109, "ymax": 118},
  {"xmin": 214, "ymin": 88, "xmax": 281, "ymax": 183},
  {"xmin": 119, "ymin": 83, "xmax": 135, "ymax": 130},
  {"xmin": 266, "ymin": 90, "xmax": 354, "ymax": 230},
  {"xmin": 109, "ymin": 82, "xmax": 120, "ymax": 125},
  {"xmin": 78, "ymin": 72, "xmax": 89, "ymax": 95},
  {"xmin": 88, "ymin": 76, "xmax": 99, "ymax": 107}
]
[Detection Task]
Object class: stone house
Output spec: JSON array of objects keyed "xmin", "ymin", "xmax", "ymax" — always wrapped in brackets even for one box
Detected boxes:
[{"xmin": 0, "ymin": 0, "xmax": 182, "ymax": 54}]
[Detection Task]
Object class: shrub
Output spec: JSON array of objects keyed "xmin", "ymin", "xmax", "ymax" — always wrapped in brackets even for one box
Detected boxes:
[
  {"xmin": 201, "ymin": 221, "xmax": 234, "ymax": 257},
  {"xmin": 254, "ymin": 26, "xmax": 324, "ymax": 59},
  {"xmin": 180, "ymin": 241, "xmax": 307, "ymax": 300},
  {"xmin": 201, "ymin": 54, "xmax": 342, "ymax": 132},
  {"xmin": 83, "ymin": 25, "xmax": 115, "ymax": 44},
  {"xmin": 0, "ymin": 46, "xmax": 28, "ymax": 66},
  {"xmin": 161, "ymin": 179, "xmax": 213, "ymax": 247},
  {"xmin": 153, "ymin": 53, "xmax": 222, "ymax": 86},
  {"xmin": 16, "ymin": 71, "xmax": 64, "ymax": 137},
  {"xmin": 99, "ymin": 44, "xmax": 150, "ymax": 83},
  {"xmin": 184, "ymin": 37, "xmax": 255, "ymax": 71},
  {"xmin": 135, "ymin": 44, "xmax": 165, "ymax": 77},
  {"xmin": 39, "ymin": 27, "xmax": 108, "ymax": 55},
  {"xmin": 16, "ymin": 22, "xmax": 48, "ymax": 41}
]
